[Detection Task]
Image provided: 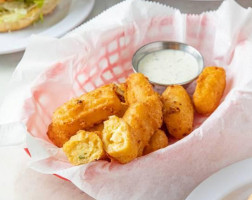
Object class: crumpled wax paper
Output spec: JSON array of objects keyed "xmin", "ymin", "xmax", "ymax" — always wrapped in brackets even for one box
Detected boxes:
[{"xmin": 1, "ymin": 0, "xmax": 252, "ymax": 199}]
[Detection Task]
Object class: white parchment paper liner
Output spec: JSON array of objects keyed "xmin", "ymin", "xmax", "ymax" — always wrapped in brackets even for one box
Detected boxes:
[{"xmin": 1, "ymin": 0, "xmax": 252, "ymax": 199}]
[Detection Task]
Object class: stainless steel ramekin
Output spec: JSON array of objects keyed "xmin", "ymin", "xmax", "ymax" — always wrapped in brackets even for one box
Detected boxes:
[{"xmin": 132, "ymin": 41, "xmax": 204, "ymax": 88}]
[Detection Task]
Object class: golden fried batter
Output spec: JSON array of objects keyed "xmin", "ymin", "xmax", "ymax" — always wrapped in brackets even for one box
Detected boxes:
[
  {"xmin": 123, "ymin": 99, "xmax": 163, "ymax": 156},
  {"xmin": 125, "ymin": 73, "xmax": 160, "ymax": 104},
  {"xmin": 143, "ymin": 129, "xmax": 168, "ymax": 155},
  {"xmin": 193, "ymin": 66, "xmax": 226, "ymax": 115},
  {"xmin": 48, "ymin": 84, "xmax": 124, "ymax": 147},
  {"xmin": 123, "ymin": 73, "xmax": 163, "ymax": 156},
  {"xmin": 116, "ymin": 102, "xmax": 129, "ymax": 118},
  {"xmin": 86, "ymin": 123, "xmax": 104, "ymax": 133},
  {"xmin": 47, "ymin": 123, "xmax": 72, "ymax": 148},
  {"xmin": 102, "ymin": 116, "xmax": 138, "ymax": 164},
  {"xmin": 63, "ymin": 130, "xmax": 105, "ymax": 165},
  {"xmin": 115, "ymin": 83, "xmax": 126, "ymax": 103},
  {"xmin": 52, "ymin": 73, "xmax": 174, "ymax": 165},
  {"xmin": 162, "ymin": 85, "xmax": 194, "ymax": 139}
]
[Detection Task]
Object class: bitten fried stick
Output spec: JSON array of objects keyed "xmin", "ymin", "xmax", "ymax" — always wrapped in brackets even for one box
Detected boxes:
[
  {"xmin": 162, "ymin": 85, "xmax": 194, "ymax": 139},
  {"xmin": 102, "ymin": 116, "xmax": 138, "ymax": 164},
  {"xmin": 47, "ymin": 84, "xmax": 124, "ymax": 147},
  {"xmin": 63, "ymin": 130, "xmax": 105, "ymax": 165},
  {"xmin": 193, "ymin": 66, "xmax": 226, "ymax": 115},
  {"xmin": 143, "ymin": 129, "xmax": 168, "ymax": 155}
]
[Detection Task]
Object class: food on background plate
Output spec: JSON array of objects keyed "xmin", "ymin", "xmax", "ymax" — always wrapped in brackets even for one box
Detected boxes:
[
  {"xmin": 162, "ymin": 85, "xmax": 194, "ymax": 139},
  {"xmin": 0, "ymin": 0, "xmax": 59, "ymax": 32},
  {"xmin": 42, "ymin": 0, "xmax": 59, "ymax": 15},
  {"xmin": 193, "ymin": 66, "xmax": 226, "ymax": 115},
  {"xmin": 63, "ymin": 130, "xmax": 106, "ymax": 165},
  {"xmin": 47, "ymin": 84, "xmax": 124, "ymax": 147},
  {"xmin": 102, "ymin": 115, "xmax": 138, "ymax": 164},
  {"xmin": 143, "ymin": 129, "xmax": 168, "ymax": 155}
]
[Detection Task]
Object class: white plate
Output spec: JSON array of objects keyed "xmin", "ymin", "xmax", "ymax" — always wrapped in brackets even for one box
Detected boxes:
[
  {"xmin": 0, "ymin": 0, "xmax": 95, "ymax": 55},
  {"xmin": 186, "ymin": 158, "xmax": 252, "ymax": 200}
]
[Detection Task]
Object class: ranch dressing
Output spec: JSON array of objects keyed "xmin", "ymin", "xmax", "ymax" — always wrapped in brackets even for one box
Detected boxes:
[{"xmin": 138, "ymin": 49, "xmax": 199, "ymax": 85}]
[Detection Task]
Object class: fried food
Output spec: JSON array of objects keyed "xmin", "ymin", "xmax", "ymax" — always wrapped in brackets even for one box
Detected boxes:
[
  {"xmin": 125, "ymin": 73, "xmax": 160, "ymax": 104},
  {"xmin": 123, "ymin": 99, "xmax": 163, "ymax": 156},
  {"xmin": 86, "ymin": 123, "xmax": 104, "ymax": 133},
  {"xmin": 47, "ymin": 84, "xmax": 124, "ymax": 147},
  {"xmin": 115, "ymin": 83, "xmax": 126, "ymax": 102},
  {"xmin": 47, "ymin": 123, "xmax": 73, "ymax": 148},
  {"xmin": 123, "ymin": 73, "xmax": 163, "ymax": 156},
  {"xmin": 193, "ymin": 66, "xmax": 226, "ymax": 115},
  {"xmin": 162, "ymin": 85, "xmax": 194, "ymax": 139},
  {"xmin": 110, "ymin": 83, "xmax": 128, "ymax": 117},
  {"xmin": 63, "ymin": 130, "xmax": 105, "ymax": 165},
  {"xmin": 116, "ymin": 102, "xmax": 129, "ymax": 118},
  {"xmin": 50, "ymin": 71, "xmax": 224, "ymax": 165},
  {"xmin": 102, "ymin": 115, "xmax": 138, "ymax": 164},
  {"xmin": 143, "ymin": 129, "xmax": 168, "ymax": 155}
]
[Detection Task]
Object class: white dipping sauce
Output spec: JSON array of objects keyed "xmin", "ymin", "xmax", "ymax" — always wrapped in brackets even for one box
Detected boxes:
[{"xmin": 138, "ymin": 49, "xmax": 199, "ymax": 85}]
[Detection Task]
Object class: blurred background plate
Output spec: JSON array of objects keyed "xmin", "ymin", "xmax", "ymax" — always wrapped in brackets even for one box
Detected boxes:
[
  {"xmin": 0, "ymin": 0, "xmax": 95, "ymax": 55},
  {"xmin": 186, "ymin": 158, "xmax": 252, "ymax": 200}
]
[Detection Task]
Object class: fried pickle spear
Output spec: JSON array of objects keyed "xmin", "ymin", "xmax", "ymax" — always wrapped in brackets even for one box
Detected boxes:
[
  {"xmin": 102, "ymin": 116, "xmax": 138, "ymax": 164},
  {"xmin": 48, "ymin": 84, "xmax": 124, "ymax": 147},
  {"xmin": 143, "ymin": 129, "xmax": 169, "ymax": 155},
  {"xmin": 63, "ymin": 130, "xmax": 105, "ymax": 165},
  {"xmin": 193, "ymin": 66, "xmax": 226, "ymax": 115},
  {"xmin": 162, "ymin": 85, "xmax": 194, "ymax": 139}
]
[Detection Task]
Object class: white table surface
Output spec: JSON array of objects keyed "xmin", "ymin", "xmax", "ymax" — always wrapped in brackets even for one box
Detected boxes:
[{"xmin": 0, "ymin": 1, "xmax": 251, "ymax": 200}]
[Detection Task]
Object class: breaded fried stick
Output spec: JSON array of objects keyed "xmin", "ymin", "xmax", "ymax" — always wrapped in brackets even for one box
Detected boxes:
[
  {"xmin": 125, "ymin": 73, "xmax": 161, "ymax": 104},
  {"xmin": 63, "ymin": 130, "xmax": 105, "ymax": 165},
  {"xmin": 47, "ymin": 84, "xmax": 124, "ymax": 147},
  {"xmin": 103, "ymin": 73, "xmax": 163, "ymax": 161},
  {"xmin": 124, "ymin": 73, "xmax": 163, "ymax": 156},
  {"xmin": 143, "ymin": 129, "xmax": 168, "ymax": 155},
  {"xmin": 102, "ymin": 116, "xmax": 138, "ymax": 164},
  {"xmin": 162, "ymin": 85, "xmax": 194, "ymax": 139},
  {"xmin": 193, "ymin": 66, "xmax": 226, "ymax": 115},
  {"xmin": 123, "ymin": 99, "xmax": 162, "ymax": 156}
]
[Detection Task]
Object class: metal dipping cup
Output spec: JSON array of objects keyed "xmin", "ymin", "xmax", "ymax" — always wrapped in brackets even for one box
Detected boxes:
[{"xmin": 132, "ymin": 41, "xmax": 204, "ymax": 88}]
